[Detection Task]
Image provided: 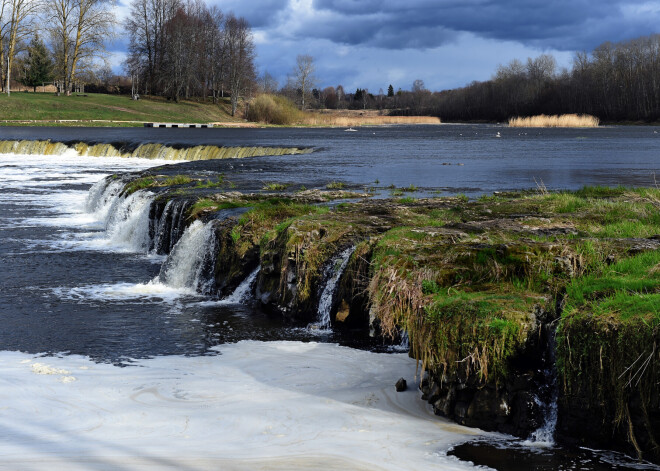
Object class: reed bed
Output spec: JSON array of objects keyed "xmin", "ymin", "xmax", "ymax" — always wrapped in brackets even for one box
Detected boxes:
[
  {"xmin": 247, "ymin": 94, "xmax": 440, "ymax": 126},
  {"xmin": 302, "ymin": 114, "xmax": 440, "ymax": 126},
  {"xmin": 508, "ymin": 114, "xmax": 599, "ymax": 128}
]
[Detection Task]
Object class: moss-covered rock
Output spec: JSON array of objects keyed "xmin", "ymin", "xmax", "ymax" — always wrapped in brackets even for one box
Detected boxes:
[{"xmin": 119, "ymin": 170, "xmax": 660, "ymax": 462}]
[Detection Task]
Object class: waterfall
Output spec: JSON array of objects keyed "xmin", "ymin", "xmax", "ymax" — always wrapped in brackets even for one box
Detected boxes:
[
  {"xmin": 0, "ymin": 139, "xmax": 70, "ymax": 156},
  {"xmin": 151, "ymin": 199, "xmax": 192, "ymax": 254},
  {"xmin": 525, "ymin": 330, "xmax": 558, "ymax": 446},
  {"xmin": 0, "ymin": 139, "xmax": 312, "ymax": 161},
  {"xmin": 103, "ymin": 189, "xmax": 155, "ymax": 252},
  {"xmin": 220, "ymin": 267, "xmax": 260, "ymax": 304},
  {"xmin": 157, "ymin": 220, "xmax": 217, "ymax": 294},
  {"xmin": 85, "ymin": 177, "xmax": 125, "ymax": 220},
  {"xmin": 315, "ymin": 246, "xmax": 355, "ymax": 330}
]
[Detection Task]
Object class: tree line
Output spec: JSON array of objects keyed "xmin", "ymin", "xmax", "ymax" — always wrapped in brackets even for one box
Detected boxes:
[
  {"xmin": 399, "ymin": 34, "xmax": 660, "ymax": 122},
  {"xmin": 125, "ymin": 0, "xmax": 255, "ymax": 114}
]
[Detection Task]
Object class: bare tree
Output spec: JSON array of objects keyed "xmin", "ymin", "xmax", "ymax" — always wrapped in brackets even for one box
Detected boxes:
[
  {"xmin": 125, "ymin": 0, "xmax": 180, "ymax": 95},
  {"xmin": 47, "ymin": 0, "xmax": 115, "ymax": 95},
  {"xmin": 257, "ymin": 70, "xmax": 277, "ymax": 94},
  {"xmin": 292, "ymin": 54, "xmax": 316, "ymax": 110},
  {"xmin": 224, "ymin": 13, "xmax": 255, "ymax": 116}
]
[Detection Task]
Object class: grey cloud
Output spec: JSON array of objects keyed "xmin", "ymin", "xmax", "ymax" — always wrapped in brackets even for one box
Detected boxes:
[{"xmin": 304, "ymin": 0, "xmax": 659, "ymax": 50}]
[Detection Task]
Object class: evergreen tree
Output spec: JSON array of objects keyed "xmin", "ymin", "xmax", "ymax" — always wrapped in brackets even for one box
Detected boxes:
[
  {"xmin": 21, "ymin": 36, "xmax": 54, "ymax": 92},
  {"xmin": 387, "ymin": 84, "xmax": 394, "ymax": 97}
]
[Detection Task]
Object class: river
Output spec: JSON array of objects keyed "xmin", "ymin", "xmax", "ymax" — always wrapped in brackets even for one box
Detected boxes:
[{"xmin": 0, "ymin": 124, "xmax": 658, "ymax": 470}]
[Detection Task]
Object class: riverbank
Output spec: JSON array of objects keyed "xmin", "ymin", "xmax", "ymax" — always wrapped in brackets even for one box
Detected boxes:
[{"xmin": 109, "ymin": 167, "xmax": 660, "ymax": 463}]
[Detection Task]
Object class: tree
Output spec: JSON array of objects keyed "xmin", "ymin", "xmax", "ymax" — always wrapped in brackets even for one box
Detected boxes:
[
  {"xmin": 47, "ymin": 0, "xmax": 116, "ymax": 95},
  {"xmin": 387, "ymin": 84, "xmax": 394, "ymax": 97},
  {"xmin": 20, "ymin": 34, "xmax": 53, "ymax": 91},
  {"xmin": 224, "ymin": 13, "xmax": 255, "ymax": 116},
  {"xmin": 125, "ymin": 0, "xmax": 180, "ymax": 95},
  {"xmin": 291, "ymin": 54, "xmax": 316, "ymax": 110},
  {"xmin": 412, "ymin": 79, "xmax": 426, "ymax": 93},
  {"xmin": 4, "ymin": 0, "xmax": 39, "ymax": 95},
  {"xmin": 257, "ymin": 70, "xmax": 277, "ymax": 94}
]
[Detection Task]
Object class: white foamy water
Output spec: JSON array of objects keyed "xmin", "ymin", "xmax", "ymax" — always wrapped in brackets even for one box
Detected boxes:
[
  {"xmin": 0, "ymin": 342, "xmax": 479, "ymax": 470},
  {"xmin": 53, "ymin": 281, "xmax": 198, "ymax": 303},
  {"xmin": 0, "ymin": 153, "xmax": 174, "ymax": 241}
]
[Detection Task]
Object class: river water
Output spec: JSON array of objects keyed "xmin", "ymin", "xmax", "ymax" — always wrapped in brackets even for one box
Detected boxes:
[{"xmin": 1, "ymin": 124, "xmax": 659, "ymax": 470}]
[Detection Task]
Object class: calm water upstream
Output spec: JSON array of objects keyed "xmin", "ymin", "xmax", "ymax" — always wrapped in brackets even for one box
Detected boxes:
[{"xmin": 0, "ymin": 124, "xmax": 658, "ymax": 470}]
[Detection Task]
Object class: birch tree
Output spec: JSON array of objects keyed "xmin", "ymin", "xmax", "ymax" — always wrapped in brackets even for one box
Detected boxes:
[
  {"xmin": 48, "ymin": 0, "xmax": 115, "ymax": 95},
  {"xmin": 292, "ymin": 54, "xmax": 316, "ymax": 110}
]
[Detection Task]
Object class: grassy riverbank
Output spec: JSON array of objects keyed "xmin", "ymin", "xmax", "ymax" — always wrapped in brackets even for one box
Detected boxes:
[{"xmin": 0, "ymin": 92, "xmax": 243, "ymax": 126}]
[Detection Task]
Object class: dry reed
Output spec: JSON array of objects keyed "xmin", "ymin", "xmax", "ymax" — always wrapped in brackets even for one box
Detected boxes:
[
  {"xmin": 508, "ymin": 114, "xmax": 599, "ymax": 128},
  {"xmin": 301, "ymin": 114, "xmax": 440, "ymax": 126}
]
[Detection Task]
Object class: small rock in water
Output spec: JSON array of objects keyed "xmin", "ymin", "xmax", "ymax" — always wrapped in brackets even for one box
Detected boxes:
[{"xmin": 395, "ymin": 378, "xmax": 407, "ymax": 392}]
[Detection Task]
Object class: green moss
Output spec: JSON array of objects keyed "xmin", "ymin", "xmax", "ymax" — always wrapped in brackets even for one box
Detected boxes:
[{"xmin": 188, "ymin": 199, "xmax": 244, "ymax": 219}]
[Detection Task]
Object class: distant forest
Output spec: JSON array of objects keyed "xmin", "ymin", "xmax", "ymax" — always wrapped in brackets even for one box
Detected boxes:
[
  {"xmin": 430, "ymin": 33, "xmax": 660, "ymax": 122},
  {"xmin": 309, "ymin": 33, "xmax": 660, "ymax": 123}
]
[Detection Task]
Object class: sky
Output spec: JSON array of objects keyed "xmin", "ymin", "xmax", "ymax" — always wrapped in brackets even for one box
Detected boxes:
[{"xmin": 110, "ymin": 0, "xmax": 660, "ymax": 93}]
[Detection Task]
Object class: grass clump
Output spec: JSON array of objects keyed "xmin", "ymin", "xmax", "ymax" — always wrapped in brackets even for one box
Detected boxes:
[
  {"xmin": 124, "ymin": 174, "xmax": 194, "ymax": 195},
  {"xmin": 326, "ymin": 181, "xmax": 346, "ymax": 190},
  {"xmin": 262, "ymin": 182, "xmax": 290, "ymax": 191}
]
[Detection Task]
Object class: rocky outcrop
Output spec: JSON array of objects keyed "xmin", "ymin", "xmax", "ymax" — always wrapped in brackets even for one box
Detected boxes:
[{"xmin": 116, "ymin": 171, "xmax": 660, "ymax": 463}]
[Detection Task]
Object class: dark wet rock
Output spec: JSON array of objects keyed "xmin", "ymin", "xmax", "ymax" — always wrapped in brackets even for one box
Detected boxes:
[{"xmin": 395, "ymin": 378, "xmax": 407, "ymax": 392}]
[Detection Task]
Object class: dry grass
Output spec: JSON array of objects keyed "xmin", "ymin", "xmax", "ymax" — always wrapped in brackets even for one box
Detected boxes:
[
  {"xmin": 508, "ymin": 114, "xmax": 599, "ymax": 128},
  {"xmin": 301, "ymin": 112, "xmax": 440, "ymax": 126}
]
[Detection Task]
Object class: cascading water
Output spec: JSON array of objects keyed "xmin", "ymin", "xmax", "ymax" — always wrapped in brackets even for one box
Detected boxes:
[
  {"xmin": 102, "ymin": 189, "xmax": 155, "ymax": 252},
  {"xmin": 84, "ymin": 178, "xmax": 125, "ymax": 221},
  {"xmin": 220, "ymin": 267, "xmax": 260, "ymax": 304},
  {"xmin": 314, "ymin": 246, "xmax": 355, "ymax": 330},
  {"xmin": 151, "ymin": 199, "xmax": 192, "ymax": 254},
  {"xmin": 0, "ymin": 139, "xmax": 312, "ymax": 160},
  {"xmin": 526, "ymin": 330, "xmax": 558, "ymax": 446},
  {"xmin": 156, "ymin": 220, "xmax": 217, "ymax": 294}
]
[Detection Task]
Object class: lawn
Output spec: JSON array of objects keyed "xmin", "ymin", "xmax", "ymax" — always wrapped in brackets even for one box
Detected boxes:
[{"xmin": 0, "ymin": 92, "xmax": 240, "ymax": 125}]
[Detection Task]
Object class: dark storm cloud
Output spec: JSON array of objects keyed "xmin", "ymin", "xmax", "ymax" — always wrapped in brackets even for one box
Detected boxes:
[{"xmin": 306, "ymin": 0, "xmax": 658, "ymax": 50}]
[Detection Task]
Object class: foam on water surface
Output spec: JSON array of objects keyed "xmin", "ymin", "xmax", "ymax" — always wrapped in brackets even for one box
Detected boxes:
[
  {"xmin": 53, "ymin": 281, "xmax": 199, "ymax": 303},
  {"xmin": 0, "ymin": 342, "xmax": 479, "ymax": 470}
]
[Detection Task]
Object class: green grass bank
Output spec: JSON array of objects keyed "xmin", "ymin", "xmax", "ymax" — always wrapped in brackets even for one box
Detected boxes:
[{"xmin": 0, "ymin": 92, "xmax": 241, "ymax": 126}]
